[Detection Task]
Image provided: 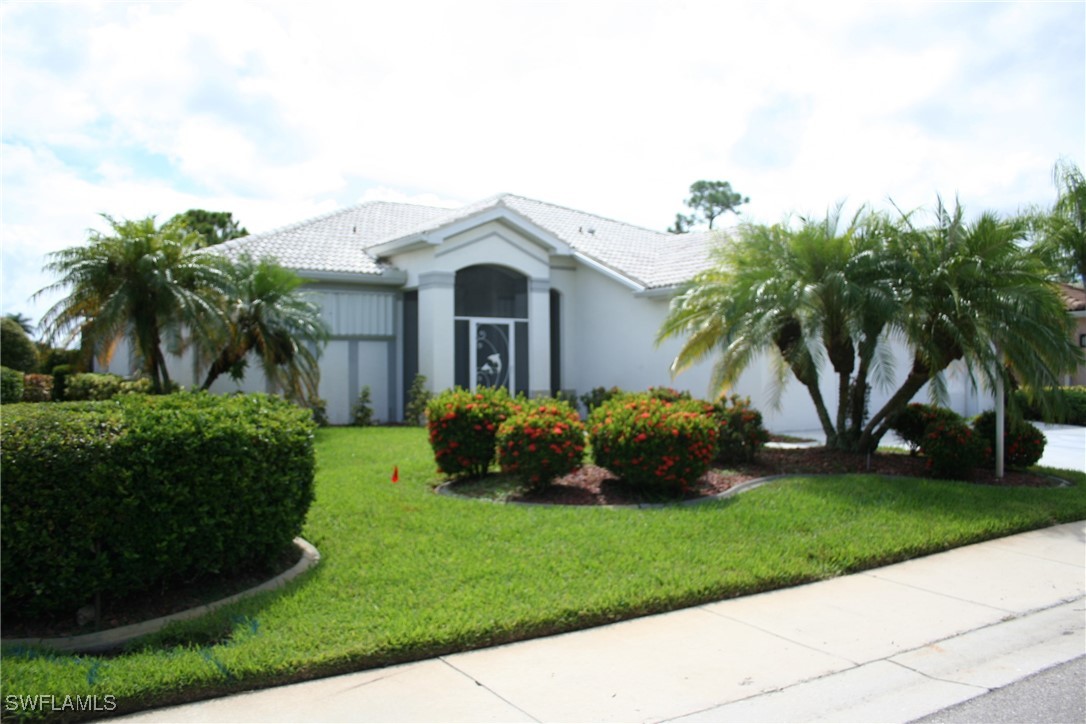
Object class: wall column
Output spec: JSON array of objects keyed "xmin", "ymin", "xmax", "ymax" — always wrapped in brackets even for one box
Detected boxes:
[
  {"xmin": 418, "ymin": 271, "xmax": 456, "ymax": 392},
  {"xmin": 528, "ymin": 277, "xmax": 551, "ymax": 397}
]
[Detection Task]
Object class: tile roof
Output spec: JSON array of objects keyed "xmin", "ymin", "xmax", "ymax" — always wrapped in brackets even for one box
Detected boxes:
[
  {"xmin": 213, "ymin": 193, "xmax": 724, "ymax": 289},
  {"xmin": 1059, "ymin": 283, "xmax": 1086, "ymax": 312}
]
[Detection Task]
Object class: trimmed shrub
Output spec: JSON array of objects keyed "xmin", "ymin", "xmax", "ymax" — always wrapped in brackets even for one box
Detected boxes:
[
  {"xmin": 889, "ymin": 403, "xmax": 964, "ymax": 455},
  {"xmin": 1, "ymin": 366, "xmax": 23, "ymax": 404},
  {"xmin": 646, "ymin": 386, "xmax": 692, "ymax": 403},
  {"xmin": 1013, "ymin": 386, "xmax": 1086, "ymax": 426},
  {"xmin": 352, "ymin": 385, "xmax": 374, "ymax": 426},
  {"xmin": 920, "ymin": 416, "xmax": 985, "ymax": 480},
  {"xmin": 497, "ymin": 399, "xmax": 585, "ymax": 490},
  {"xmin": 1, "ymin": 393, "xmax": 316, "ymax": 618},
  {"xmin": 0, "ymin": 318, "xmax": 38, "ymax": 372},
  {"xmin": 579, "ymin": 386, "xmax": 624, "ymax": 415},
  {"xmin": 20, "ymin": 373, "xmax": 53, "ymax": 402},
  {"xmin": 588, "ymin": 393, "xmax": 719, "ymax": 495},
  {"xmin": 51, "ymin": 363, "xmax": 73, "ymax": 401},
  {"xmin": 973, "ymin": 411, "xmax": 1046, "ymax": 469},
  {"xmin": 427, "ymin": 386, "xmax": 514, "ymax": 478},
  {"xmin": 65, "ymin": 372, "xmax": 151, "ymax": 401},
  {"xmin": 713, "ymin": 394, "xmax": 770, "ymax": 464},
  {"xmin": 404, "ymin": 374, "xmax": 432, "ymax": 426},
  {"xmin": 306, "ymin": 396, "xmax": 329, "ymax": 427}
]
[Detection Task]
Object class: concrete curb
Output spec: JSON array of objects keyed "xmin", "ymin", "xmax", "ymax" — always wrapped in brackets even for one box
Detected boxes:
[{"xmin": 2, "ymin": 537, "xmax": 320, "ymax": 654}]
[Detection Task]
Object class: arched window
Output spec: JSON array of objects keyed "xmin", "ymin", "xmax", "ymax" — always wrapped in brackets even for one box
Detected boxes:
[
  {"xmin": 455, "ymin": 265, "xmax": 528, "ymax": 318},
  {"xmin": 454, "ymin": 265, "xmax": 528, "ymax": 394}
]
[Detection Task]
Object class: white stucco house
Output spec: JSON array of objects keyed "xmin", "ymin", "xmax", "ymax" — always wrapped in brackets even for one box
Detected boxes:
[{"xmin": 104, "ymin": 192, "xmax": 993, "ymax": 427}]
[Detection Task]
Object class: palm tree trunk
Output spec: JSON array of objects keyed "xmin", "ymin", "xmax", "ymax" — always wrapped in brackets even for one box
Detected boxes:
[
  {"xmin": 858, "ymin": 355, "xmax": 932, "ymax": 453},
  {"xmin": 201, "ymin": 347, "xmax": 242, "ymax": 390}
]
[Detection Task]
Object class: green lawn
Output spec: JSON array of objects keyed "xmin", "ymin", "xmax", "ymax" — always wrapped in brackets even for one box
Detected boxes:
[{"xmin": 4, "ymin": 427, "xmax": 1085, "ymax": 720}]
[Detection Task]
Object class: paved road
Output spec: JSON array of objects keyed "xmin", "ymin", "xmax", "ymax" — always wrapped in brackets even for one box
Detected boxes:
[{"xmin": 913, "ymin": 655, "xmax": 1085, "ymax": 724}]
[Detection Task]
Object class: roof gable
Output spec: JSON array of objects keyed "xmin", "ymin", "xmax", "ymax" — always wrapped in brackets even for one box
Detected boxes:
[{"xmin": 213, "ymin": 193, "xmax": 723, "ymax": 289}]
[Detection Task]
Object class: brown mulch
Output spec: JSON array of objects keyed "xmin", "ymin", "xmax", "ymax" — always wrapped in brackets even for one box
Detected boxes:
[{"xmin": 488, "ymin": 446, "xmax": 1060, "ymax": 507}]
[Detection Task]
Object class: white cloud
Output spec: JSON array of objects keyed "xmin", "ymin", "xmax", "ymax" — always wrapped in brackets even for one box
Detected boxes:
[{"xmin": 2, "ymin": 0, "xmax": 1083, "ymax": 328}]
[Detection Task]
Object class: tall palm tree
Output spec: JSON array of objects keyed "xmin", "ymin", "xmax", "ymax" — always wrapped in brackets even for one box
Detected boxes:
[
  {"xmin": 36, "ymin": 215, "xmax": 226, "ymax": 393},
  {"xmin": 199, "ymin": 255, "xmax": 329, "ymax": 403}
]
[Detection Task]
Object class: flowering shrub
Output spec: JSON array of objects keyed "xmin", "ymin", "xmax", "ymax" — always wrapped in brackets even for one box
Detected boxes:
[
  {"xmin": 972, "ymin": 411, "xmax": 1046, "ymax": 469},
  {"xmin": 713, "ymin": 394, "xmax": 770, "ymax": 463},
  {"xmin": 889, "ymin": 403, "xmax": 964, "ymax": 455},
  {"xmin": 588, "ymin": 393, "xmax": 718, "ymax": 494},
  {"xmin": 497, "ymin": 399, "xmax": 585, "ymax": 490},
  {"xmin": 20, "ymin": 373, "xmax": 53, "ymax": 402},
  {"xmin": 645, "ymin": 386, "xmax": 692, "ymax": 403},
  {"xmin": 427, "ymin": 386, "xmax": 513, "ymax": 478},
  {"xmin": 920, "ymin": 416, "xmax": 985, "ymax": 480}
]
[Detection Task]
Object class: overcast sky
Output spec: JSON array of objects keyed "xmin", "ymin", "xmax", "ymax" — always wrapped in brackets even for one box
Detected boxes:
[{"xmin": 3, "ymin": 0, "xmax": 1084, "ymax": 330}]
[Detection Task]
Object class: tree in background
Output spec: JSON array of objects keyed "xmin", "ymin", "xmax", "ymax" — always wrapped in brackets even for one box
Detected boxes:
[
  {"xmin": 169, "ymin": 209, "xmax": 249, "ymax": 248},
  {"xmin": 36, "ymin": 215, "xmax": 226, "ymax": 393},
  {"xmin": 659, "ymin": 199, "xmax": 1081, "ymax": 453},
  {"xmin": 198, "ymin": 254, "xmax": 328, "ymax": 403},
  {"xmin": 1, "ymin": 317, "xmax": 39, "ymax": 372},
  {"xmin": 4, "ymin": 312, "xmax": 35, "ymax": 337},
  {"xmin": 1034, "ymin": 159, "xmax": 1086, "ymax": 287},
  {"xmin": 668, "ymin": 180, "xmax": 750, "ymax": 233}
]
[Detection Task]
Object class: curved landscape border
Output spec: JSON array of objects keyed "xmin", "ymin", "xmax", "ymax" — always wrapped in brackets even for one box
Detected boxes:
[
  {"xmin": 436, "ymin": 470, "xmax": 1074, "ymax": 510},
  {"xmin": 1, "ymin": 537, "xmax": 320, "ymax": 654}
]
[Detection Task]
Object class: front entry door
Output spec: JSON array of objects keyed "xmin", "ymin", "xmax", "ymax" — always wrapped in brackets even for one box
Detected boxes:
[{"xmin": 454, "ymin": 317, "xmax": 528, "ymax": 396}]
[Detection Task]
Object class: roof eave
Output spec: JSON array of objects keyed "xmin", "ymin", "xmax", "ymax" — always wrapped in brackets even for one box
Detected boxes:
[{"xmin": 297, "ymin": 268, "xmax": 408, "ymax": 286}]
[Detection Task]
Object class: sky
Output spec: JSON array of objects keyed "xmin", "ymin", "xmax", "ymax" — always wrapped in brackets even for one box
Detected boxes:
[{"xmin": 2, "ymin": 0, "xmax": 1084, "ymax": 333}]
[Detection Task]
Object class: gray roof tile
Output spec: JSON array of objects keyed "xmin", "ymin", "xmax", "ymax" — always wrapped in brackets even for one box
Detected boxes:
[{"xmin": 214, "ymin": 194, "xmax": 724, "ymax": 288}]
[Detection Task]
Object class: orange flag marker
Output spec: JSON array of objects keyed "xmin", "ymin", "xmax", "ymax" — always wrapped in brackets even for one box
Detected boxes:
[{"xmin": 391, "ymin": 466, "xmax": 399, "ymax": 483}]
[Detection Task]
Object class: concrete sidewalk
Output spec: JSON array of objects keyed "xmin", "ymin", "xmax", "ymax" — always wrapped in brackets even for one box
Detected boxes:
[{"xmin": 122, "ymin": 521, "xmax": 1085, "ymax": 723}]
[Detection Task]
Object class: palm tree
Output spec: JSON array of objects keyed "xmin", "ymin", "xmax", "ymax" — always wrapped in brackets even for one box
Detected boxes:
[
  {"xmin": 4, "ymin": 312, "xmax": 35, "ymax": 336},
  {"xmin": 199, "ymin": 255, "xmax": 328, "ymax": 403},
  {"xmin": 1035, "ymin": 158, "xmax": 1086, "ymax": 287},
  {"xmin": 659, "ymin": 200, "xmax": 1081, "ymax": 453},
  {"xmin": 659, "ymin": 206, "xmax": 899, "ymax": 449},
  {"xmin": 36, "ymin": 215, "xmax": 226, "ymax": 393},
  {"xmin": 858, "ymin": 200, "xmax": 1081, "ymax": 450}
]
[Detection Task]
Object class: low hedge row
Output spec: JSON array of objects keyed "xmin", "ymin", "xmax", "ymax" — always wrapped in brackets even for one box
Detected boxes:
[
  {"xmin": 1, "ymin": 393, "xmax": 316, "ymax": 618},
  {"xmin": 1012, "ymin": 386, "xmax": 1086, "ymax": 426}
]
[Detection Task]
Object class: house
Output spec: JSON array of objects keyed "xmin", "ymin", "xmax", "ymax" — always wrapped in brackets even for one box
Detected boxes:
[{"xmin": 103, "ymin": 192, "xmax": 993, "ymax": 427}]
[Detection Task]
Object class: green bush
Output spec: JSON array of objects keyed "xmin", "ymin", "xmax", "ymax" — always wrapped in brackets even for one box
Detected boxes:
[
  {"xmin": 645, "ymin": 386, "xmax": 692, "ymax": 403},
  {"xmin": 65, "ymin": 372, "xmax": 151, "ymax": 401},
  {"xmin": 889, "ymin": 403, "xmax": 964, "ymax": 455},
  {"xmin": 20, "ymin": 373, "xmax": 53, "ymax": 402},
  {"xmin": 1, "ymin": 366, "xmax": 24, "ymax": 403},
  {"xmin": 713, "ymin": 394, "xmax": 770, "ymax": 463},
  {"xmin": 496, "ymin": 399, "xmax": 585, "ymax": 490},
  {"xmin": 588, "ymin": 393, "xmax": 719, "ymax": 495},
  {"xmin": 1, "ymin": 393, "xmax": 316, "ymax": 618},
  {"xmin": 579, "ymin": 386, "xmax": 623, "ymax": 415},
  {"xmin": 427, "ymin": 386, "xmax": 514, "ymax": 478},
  {"xmin": 972, "ymin": 411, "xmax": 1046, "ymax": 469},
  {"xmin": 1013, "ymin": 386, "xmax": 1086, "ymax": 426},
  {"xmin": 921, "ymin": 416, "xmax": 985, "ymax": 480},
  {"xmin": 0, "ymin": 318, "xmax": 38, "ymax": 372},
  {"xmin": 352, "ymin": 385, "xmax": 374, "ymax": 426},
  {"xmin": 404, "ymin": 374, "xmax": 432, "ymax": 426},
  {"xmin": 305, "ymin": 396, "xmax": 329, "ymax": 427},
  {"xmin": 51, "ymin": 363, "xmax": 73, "ymax": 401}
]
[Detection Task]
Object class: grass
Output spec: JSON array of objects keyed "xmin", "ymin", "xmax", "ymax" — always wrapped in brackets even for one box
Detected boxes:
[{"xmin": 3, "ymin": 426, "xmax": 1085, "ymax": 721}]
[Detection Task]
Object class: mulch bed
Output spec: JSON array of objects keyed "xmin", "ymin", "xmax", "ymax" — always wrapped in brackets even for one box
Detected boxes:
[{"xmin": 468, "ymin": 446, "xmax": 1060, "ymax": 507}]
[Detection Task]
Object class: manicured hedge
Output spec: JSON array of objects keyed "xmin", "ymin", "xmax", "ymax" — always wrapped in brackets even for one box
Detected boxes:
[
  {"xmin": 589, "ymin": 393, "xmax": 719, "ymax": 494},
  {"xmin": 0, "ymin": 365, "xmax": 22, "ymax": 403},
  {"xmin": 427, "ymin": 386, "xmax": 513, "ymax": 478},
  {"xmin": 1, "ymin": 393, "xmax": 316, "ymax": 618},
  {"xmin": 1013, "ymin": 386, "xmax": 1086, "ymax": 426},
  {"xmin": 497, "ymin": 399, "xmax": 585, "ymax": 489},
  {"xmin": 973, "ymin": 410, "xmax": 1046, "ymax": 469}
]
